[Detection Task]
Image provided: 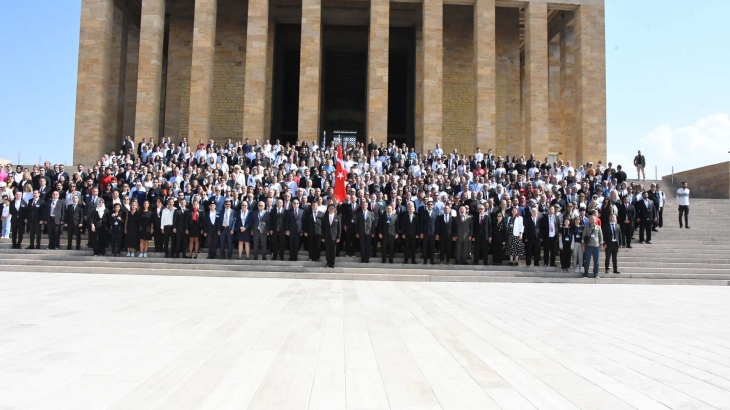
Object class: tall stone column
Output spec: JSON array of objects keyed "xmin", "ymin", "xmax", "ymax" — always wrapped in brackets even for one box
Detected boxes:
[
  {"xmin": 421, "ymin": 0, "xmax": 443, "ymax": 153},
  {"xmin": 575, "ymin": 4, "xmax": 607, "ymax": 165},
  {"xmin": 73, "ymin": 0, "xmax": 115, "ymax": 166},
  {"xmin": 243, "ymin": 0, "xmax": 269, "ymax": 141},
  {"xmin": 188, "ymin": 0, "xmax": 218, "ymax": 143},
  {"xmin": 560, "ymin": 23, "xmax": 577, "ymax": 164},
  {"xmin": 367, "ymin": 0, "xmax": 389, "ymax": 148},
  {"xmin": 524, "ymin": 1, "xmax": 548, "ymax": 160},
  {"xmin": 473, "ymin": 0, "xmax": 496, "ymax": 152},
  {"xmin": 134, "ymin": 0, "xmax": 166, "ymax": 143},
  {"xmin": 298, "ymin": 0, "xmax": 322, "ymax": 142}
]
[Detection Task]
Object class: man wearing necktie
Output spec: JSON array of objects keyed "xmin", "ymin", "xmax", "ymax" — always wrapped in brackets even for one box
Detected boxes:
[
  {"xmin": 218, "ymin": 199, "xmax": 235, "ymax": 259},
  {"xmin": 421, "ymin": 200, "xmax": 439, "ymax": 264},
  {"xmin": 618, "ymin": 195, "xmax": 635, "ymax": 248},
  {"xmin": 27, "ymin": 190, "xmax": 45, "ymax": 249},
  {"xmin": 471, "ymin": 205, "xmax": 492, "ymax": 265},
  {"xmin": 400, "ymin": 203, "xmax": 420, "ymax": 264},
  {"xmin": 285, "ymin": 199, "xmax": 304, "ymax": 261},
  {"xmin": 602, "ymin": 214, "xmax": 620, "ymax": 274},
  {"xmin": 637, "ymin": 191, "xmax": 657, "ymax": 244},
  {"xmin": 356, "ymin": 201, "xmax": 375, "ymax": 263},
  {"xmin": 437, "ymin": 205, "xmax": 454, "ymax": 264},
  {"xmin": 65, "ymin": 195, "xmax": 85, "ymax": 250},
  {"xmin": 45, "ymin": 190, "xmax": 65, "ymax": 250},
  {"xmin": 541, "ymin": 206, "xmax": 561, "ymax": 267}
]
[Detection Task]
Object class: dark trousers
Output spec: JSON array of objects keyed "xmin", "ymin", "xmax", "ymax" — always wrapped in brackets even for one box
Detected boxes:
[
  {"xmin": 308, "ymin": 233, "xmax": 321, "ymax": 261},
  {"xmin": 29, "ymin": 222, "xmax": 42, "ymax": 248},
  {"xmin": 153, "ymin": 228, "xmax": 164, "ymax": 252},
  {"xmin": 359, "ymin": 233, "xmax": 372, "ymax": 262},
  {"xmin": 252, "ymin": 231, "xmax": 267, "ymax": 259},
  {"xmin": 439, "ymin": 237, "xmax": 453, "ymax": 262},
  {"xmin": 455, "ymin": 240, "xmax": 470, "ymax": 264},
  {"xmin": 11, "ymin": 219, "xmax": 24, "ymax": 247},
  {"xmin": 525, "ymin": 239, "xmax": 540, "ymax": 266},
  {"xmin": 163, "ymin": 226, "xmax": 175, "ymax": 256},
  {"xmin": 422, "ymin": 235, "xmax": 436, "ymax": 263},
  {"xmin": 560, "ymin": 246, "xmax": 572, "ymax": 269},
  {"xmin": 219, "ymin": 229, "xmax": 233, "ymax": 258},
  {"xmin": 289, "ymin": 232, "xmax": 301, "ymax": 260},
  {"xmin": 403, "ymin": 237, "xmax": 417, "ymax": 263},
  {"xmin": 620, "ymin": 223, "xmax": 632, "ymax": 247},
  {"xmin": 272, "ymin": 231, "xmax": 286, "ymax": 260},
  {"xmin": 604, "ymin": 241, "xmax": 618, "ymax": 271},
  {"xmin": 658, "ymin": 207, "xmax": 664, "ymax": 228},
  {"xmin": 492, "ymin": 242, "xmax": 504, "ymax": 265},
  {"xmin": 110, "ymin": 227, "xmax": 123, "ymax": 254},
  {"xmin": 543, "ymin": 237, "xmax": 557, "ymax": 266},
  {"xmin": 371, "ymin": 234, "xmax": 379, "ymax": 257},
  {"xmin": 345, "ymin": 225, "xmax": 357, "ymax": 256},
  {"xmin": 176, "ymin": 230, "xmax": 187, "ymax": 256},
  {"xmin": 67, "ymin": 224, "xmax": 82, "ymax": 249},
  {"xmin": 382, "ymin": 235, "xmax": 395, "ymax": 262},
  {"xmin": 678, "ymin": 205, "xmax": 689, "ymax": 227},
  {"xmin": 473, "ymin": 238, "xmax": 489, "ymax": 265},
  {"xmin": 206, "ymin": 231, "xmax": 218, "ymax": 258},
  {"xmin": 325, "ymin": 238, "xmax": 337, "ymax": 266},
  {"xmin": 48, "ymin": 220, "xmax": 62, "ymax": 249},
  {"xmin": 92, "ymin": 230, "xmax": 108, "ymax": 256},
  {"xmin": 639, "ymin": 221, "xmax": 652, "ymax": 242}
]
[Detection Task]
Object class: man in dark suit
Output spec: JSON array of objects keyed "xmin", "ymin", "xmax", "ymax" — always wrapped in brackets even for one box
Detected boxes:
[
  {"xmin": 400, "ymin": 203, "xmax": 420, "ymax": 264},
  {"xmin": 367, "ymin": 194, "xmax": 383, "ymax": 258},
  {"xmin": 636, "ymin": 191, "xmax": 657, "ymax": 244},
  {"xmin": 251, "ymin": 201, "xmax": 270, "ymax": 260},
  {"xmin": 617, "ymin": 195, "xmax": 635, "ymax": 248},
  {"xmin": 379, "ymin": 204, "xmax": 399, "ymax": 263},
  {"xmin": 269, "ymin": 198, "xmax": 288, "ymax": 260},
  {"xmin": 217, "ymin": 199, "xmax": 236, "ymax": 259},
  {"xmin": 523, "ymin": 207, "xmax": 542, "ymax": 267},
  {"xmin": 322, "ymin": 204, "xmax": 342, "ymax": 268},
  {"xmin": 453, "ymin": 205, "xmax": 473, "ymax": 265},
  {"xmin": 540, "ymin": 206, "xmax": 562, "ymax": 267},
  {"xmin": 472, "ymin": 204, "xmax": 492, "ymax": 265},
  {"xmin": 174, "ymin": 199, "xmax": 188, "ymax": 258},
  {"xmin": 420, "ymin": 200, "xmax": 439, "ymax": 265},
  {"xmin": 339, "ymin": 195, "xmax": 359, "ymax": 257},
  {"xmin": 45, "ymin": 191, "xmax": 65, "ymax": 250},
  {"xmin": 355, "ymin": 201, "xmax": 376, "ymax": 263},
  {"xmin": 203, "ymin": 201, "xmax": 219, "ymax": 259},
  {"xmin": 437, "ymin": 205, "xmax": 454, "ymax": 264},
  {"xmin": 9, "ymin": 191, "xmax": 26, "ymax": 249},
  {"xmin": 26, "ymin": 190, "xmax": 45, "ymax": 249},
  {"xmin": 286, "ymin": 198, "xmax": 305, "ymax": 261},
  {"xmin": 65, "ymin": 195, "xmax": 84, "ymax": 250},
  {"xmin": 304, "ymin": 199, "xmax": 323, "ymax": 261},
  {"xmin": 602, "ymin": 214, "xmax": 620, "ymax": 274}
]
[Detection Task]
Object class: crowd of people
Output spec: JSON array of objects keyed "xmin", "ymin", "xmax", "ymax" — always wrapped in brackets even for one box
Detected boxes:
[{"xmin": 0, "ymin": 137, "xmax": 690, "ymax": 278}]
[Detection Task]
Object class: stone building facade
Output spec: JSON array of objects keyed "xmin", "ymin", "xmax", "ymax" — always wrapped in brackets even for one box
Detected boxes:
[{"xmin": 73, "ymin": 0, "xmax": 606, "ymax": 166}]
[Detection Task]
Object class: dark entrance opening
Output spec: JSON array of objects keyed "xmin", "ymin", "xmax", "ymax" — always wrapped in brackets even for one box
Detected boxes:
[
  {"xmin": 270, "ymin": 24, "xmax": 301, "ymax": 145},
  {"xmin": 388, "ymin": 26, "xmax": 415, "ymax": 148}
]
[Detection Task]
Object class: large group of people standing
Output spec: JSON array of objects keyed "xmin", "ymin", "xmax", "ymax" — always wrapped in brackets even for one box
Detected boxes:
[{"xmin": 0, "ymin": 138, "xmax": 689, "ymax": 278}]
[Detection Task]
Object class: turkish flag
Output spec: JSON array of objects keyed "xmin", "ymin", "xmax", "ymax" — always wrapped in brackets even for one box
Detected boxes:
[{"xmin": 334, "ymin": 144, "xmax": 347, "ymax": 203}]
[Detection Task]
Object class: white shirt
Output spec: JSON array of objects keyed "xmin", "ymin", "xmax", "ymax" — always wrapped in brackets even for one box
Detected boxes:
[
  {"xmin": 161, "ymin": 207, "xmax": 175, "ymax": 227},
  {"xmin": 548, "ymin": 215, "xmax": 555, "ymax": 237},
  {"xmin": 677, "ymin": 188, "xmax": 690, "ymax": 206}
]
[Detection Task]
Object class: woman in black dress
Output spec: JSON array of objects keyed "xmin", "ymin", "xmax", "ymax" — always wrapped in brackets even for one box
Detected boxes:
[
  {"xmin": 234, "ymin": 200, "xmax": 252, "ymax": 259},
  {"xmin": 125, "ymin": 200, "xmax": 140, "ymax": 257},
  {"xmin": 89, "ymin": 200, "xmax": 110, "ymax": 256},
  {"xmin": 109, "ymin": 203, "xmax": 124, "ymax": 256},
  {"xmin": 558, "ymin": 217, "xmax": 574, "ymax": 272},
  {"xmin": 138, "ymin": 200, "xmax": 152, "ymax": 258},
  {"xmin": 491, "ymin": 212, "xmax": 506, "ymax": 265},
  {"xmin": 185, "ymin": 199, "xmax": 204, "ymax": 259}
]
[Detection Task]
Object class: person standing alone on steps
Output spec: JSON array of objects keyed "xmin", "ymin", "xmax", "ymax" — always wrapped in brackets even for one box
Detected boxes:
[
  {"xmin": 633, "ymin": 150, "xmax": 646, "ymax": 181},
  {"xmin": 677, "ymin": 181, "xmax": 690, "ymax": 229}
]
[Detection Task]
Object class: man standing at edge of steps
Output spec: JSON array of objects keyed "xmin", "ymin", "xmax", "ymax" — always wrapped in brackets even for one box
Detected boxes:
[{"xmin": 677, "ymin": 181, "xmax": 690, "ymax": 229}]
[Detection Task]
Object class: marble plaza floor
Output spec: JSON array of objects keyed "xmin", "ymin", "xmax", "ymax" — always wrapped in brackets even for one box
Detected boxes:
[{"xmin": 0, "ymin": 272, "xmax": 729, "ymax": 410}]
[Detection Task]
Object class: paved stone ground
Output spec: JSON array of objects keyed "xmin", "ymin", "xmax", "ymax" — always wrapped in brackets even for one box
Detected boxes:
[{"xmin": 0, "ymin": 271, "xmax": 729, "ymax": 410}]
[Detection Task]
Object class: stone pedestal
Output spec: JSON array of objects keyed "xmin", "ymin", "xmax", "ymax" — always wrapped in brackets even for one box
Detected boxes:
[
  {"xmin": 366, "ymin": 0, "xmax": 389, "ymax": 148},
  {"xmin": 188, "ymin": 0, "xmax": 218, "ymax": 143},
  {"xmin": 134, "ymin": 0, "xmax": 166, "ymax": 143},
  {"xmin": 298, "ymin": 0, "xmax": 323, "ymax": 141},
  {"xmin": 243, "ymin": 0, "xmax": 269, "ymax": 141},
  {"xmin": 73, "ymin": 0, "xmax": 115, "ymax": 166}
]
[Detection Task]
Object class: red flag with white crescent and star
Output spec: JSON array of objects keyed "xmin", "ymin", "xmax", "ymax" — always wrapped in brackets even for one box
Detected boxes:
[{"xmin": 334, "ymin": 144, "xmax": 347, "ymax": 203}]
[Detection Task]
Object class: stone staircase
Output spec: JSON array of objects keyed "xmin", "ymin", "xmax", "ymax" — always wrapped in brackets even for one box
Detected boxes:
[{"xmin": 0, "ymin": 180, "xmax": 727, "ymax": 285}]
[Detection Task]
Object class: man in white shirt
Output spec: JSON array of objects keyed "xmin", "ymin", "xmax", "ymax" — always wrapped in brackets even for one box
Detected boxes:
[
  {"xmin": 676, "ymin": 181, "xmax": 690, "ymax": 229},
  {"xmin": 161, "ymin": 198, "xmax": 177, "ymax": 257}
]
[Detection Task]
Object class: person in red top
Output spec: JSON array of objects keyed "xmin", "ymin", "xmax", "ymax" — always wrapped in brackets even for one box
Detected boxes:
[{"xmin": 100, "ymin": 168, "xmax": 114, "ymax": 191}]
